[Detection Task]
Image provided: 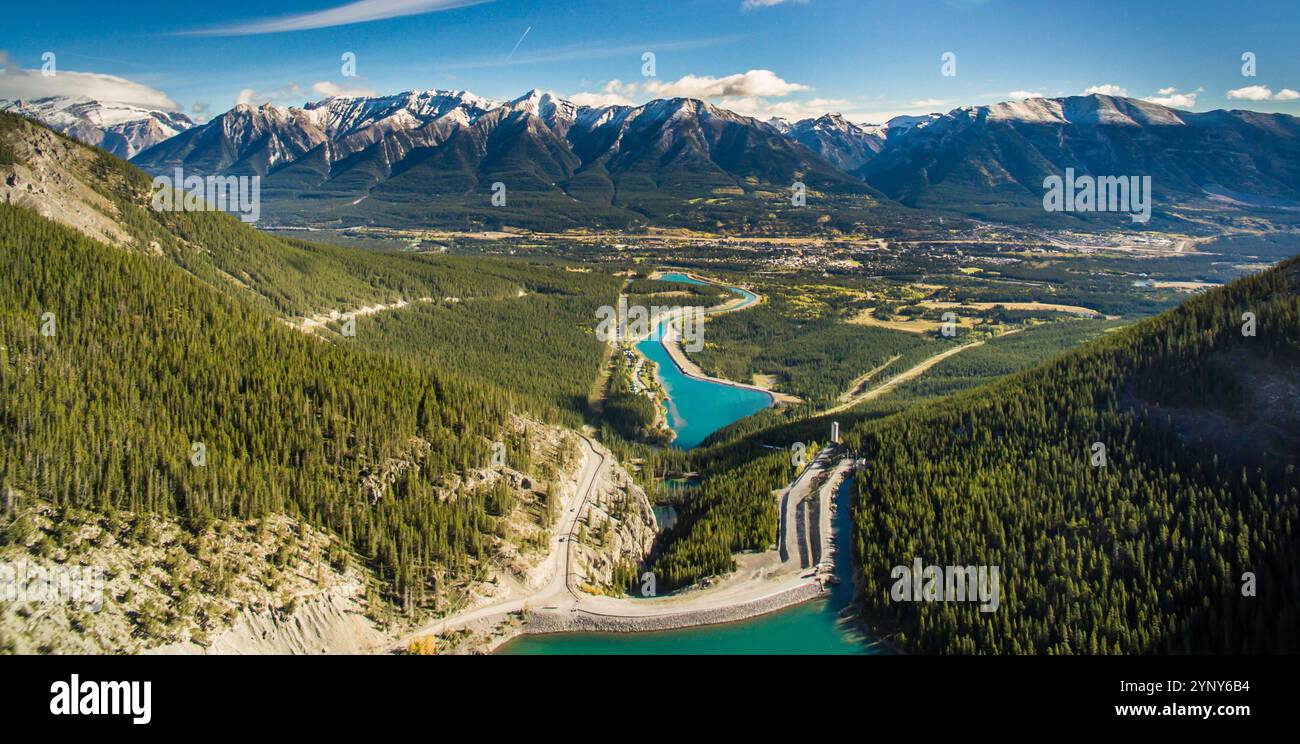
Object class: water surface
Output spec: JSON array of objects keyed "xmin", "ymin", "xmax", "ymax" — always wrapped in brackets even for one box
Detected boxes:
[
  {"xmin": 636, "ymin": 273, "xmax": 770, "ymax": 449},
  {"xmin": 499, "ymin": 272, "xmax": 879, "ymax": 654},
  {"xmin": 501, "ymin": 478, "xmax": 879, "ymax": 654}
]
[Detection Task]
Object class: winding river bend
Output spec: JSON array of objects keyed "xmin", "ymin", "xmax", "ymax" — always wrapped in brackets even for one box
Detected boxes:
[
  {"xmin": 635, "ymin": 273, "xmax": 772, "ymax": 449},
  {"xmin": 499, "ymin": 273, "xmax": 880, "ymax": 654}
]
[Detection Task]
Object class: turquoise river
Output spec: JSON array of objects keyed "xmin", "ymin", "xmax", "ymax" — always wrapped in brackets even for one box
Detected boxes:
[{"xmin": 499, "ymin": 273, "xmax": 882, "ymax": 653}]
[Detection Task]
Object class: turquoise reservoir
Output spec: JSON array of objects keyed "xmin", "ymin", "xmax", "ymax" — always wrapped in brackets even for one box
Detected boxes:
[
  {"xmin": 499, "ymin": 272, "xmax": 881, "ymax": 654},
  {"xmin": 635, "ymin": 273, "xmax": 770, "ymax": 449},
  {"xmin": 500, "ymin": 477, "xmax": 880, "ymax": 654}
]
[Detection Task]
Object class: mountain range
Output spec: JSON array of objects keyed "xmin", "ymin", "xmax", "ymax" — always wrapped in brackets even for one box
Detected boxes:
[
  {"xmin": 767, "ymin": 113, "xmax": 887, "ymax": 172},
  {"xmin": 858, "ymin": 95, "xmax": 1300, "ymax": 220},
  {"xmin": 13, "ymin": 88, "xmax": 1299, "ymax": 230},
  {"xmin": 0, "ymin": 96, "xmax": 194, "ymax": 158},
  {"xmin": 129, "ymin": 88, "xmax": 873, "ymax": 230},
  {"xmin": 1, "ymin": 102, "xmax": 1297, "ymax": 657}
]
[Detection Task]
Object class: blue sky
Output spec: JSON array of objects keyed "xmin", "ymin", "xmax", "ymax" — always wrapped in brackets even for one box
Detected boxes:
[{"xmin": 2, "ymin": 0, "xmax": 1299, "ymax": 124}]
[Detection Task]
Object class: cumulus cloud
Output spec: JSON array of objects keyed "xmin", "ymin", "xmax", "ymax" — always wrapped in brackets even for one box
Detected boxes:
[
  {"xmin": 569, "ymin": 73, "xmax": 852, "ymax": 122},
  {"xmin": 719, "ymin": 96, "xmax": 851, "ymax": 121},
  {"xmin": 1226, "ymin": 85, "xmax": 1274, "ymax": 101},
  {"xmin": 1142, "ymin": 87, "xmax": 1200, "ymax": 109},
  {"xmin": 644, "ymin": 69, "xmax": 810, "ymax": 99},
  {"xmin": 312, "ymin": 80, "xmax": 379, "ymax": 99},
  {"xmin": 1083, "ymin": 83, "xmax": 1128, "ymax": 97},
  {"xmin": 567, "ymin": 80, "xmax": 638, "ymax": 108},
  {"xmin": 0, "ymin": 50, "xmax": 181, "ymax": 110},
  {"xmin": 1226, "ymin": 84, "xmax": 1298, "ymax": 101},
  {"xmin": 183, "ymin": 0, "xmax": 490, "ymax": 36},
  {"xmin": 567, "ymin": 70, "xmax": 949, "ymax": 124},
  {"xmin": 1008, "ymin": 90, "xmax": 1045, "ymax": 100},
  {"xmin": 569, "ymin": 70, "xmax": 823, "ymax": 120},
  {"xmin": 236, "ymin": 83, "xmax": 305, "ymax": 107}
]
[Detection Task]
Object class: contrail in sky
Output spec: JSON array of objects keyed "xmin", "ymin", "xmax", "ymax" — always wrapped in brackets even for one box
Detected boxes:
[{"xmin": 506, "ymin": 26, "xmax": 532, "ymax": 61}]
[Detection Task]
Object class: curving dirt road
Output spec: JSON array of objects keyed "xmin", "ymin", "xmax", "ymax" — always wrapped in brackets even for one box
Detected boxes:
[
  {"xmin": 396, "ymin": 434, "xmax": 604, "ymax": 645},
  {"xmin": 395, "ymin": 442, "xmax": 853, "ymax": 650}
]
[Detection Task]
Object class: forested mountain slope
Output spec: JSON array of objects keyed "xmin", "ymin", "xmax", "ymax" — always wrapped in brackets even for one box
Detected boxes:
[
  {"xmin": 0, "ymin": 111, "xmax": 538, "ymax": 319},
  {"xmin": 0, "ymin": 116, "xmax": 619, "ymax": 651},
  {"xmin": 0, "ymin": 203, "xmax": 511, "ymax": 606},
  {"xmin": 0, "ymin": 111, "xmax": 620, "ymax": 424},
  {"xmin": 849, "ymin": 255, "xmax": 1300, "ymax": 653}
]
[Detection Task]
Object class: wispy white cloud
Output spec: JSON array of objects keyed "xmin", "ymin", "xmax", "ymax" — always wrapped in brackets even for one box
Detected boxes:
[
  {"xmin": 740, "ymin": 0, "xmax": 808, "ymax": 10},
  {"xmin": 440, "ymin": 35, "xmax": 744, "ymax": 71},
  {"xmin": 0, "ymin": 50, "xmax": 180, "ymax": 110},
  {"xmin": 182, "ymin": 0, "xmax": 491, "ymax": 36},
  {"xmin": 1007, "ymin": 90, "xmax": 1045, "ymax": 100}
]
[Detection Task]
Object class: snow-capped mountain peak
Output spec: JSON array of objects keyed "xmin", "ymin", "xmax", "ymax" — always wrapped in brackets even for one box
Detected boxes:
[
  {"xmin": 0, "ymin": 96, "xmax": 194, "ymax": 158},
  {"xmin": 303, "ymin": 89, "xmax": 500, "ymax": 136},
  {"xmin": 505, "ymin": 89, "xmax": 579, "ymax": 131},
  {"xmin": 781, "ymin": 111, "xmax": 886, "ymax": 171}
]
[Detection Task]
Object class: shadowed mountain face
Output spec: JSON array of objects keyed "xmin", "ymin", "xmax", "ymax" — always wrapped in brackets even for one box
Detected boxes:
[
  {"xmin": 131, "ymin": 90, "xmax": 875, "ymax": 230},
  {"xmin": 774, "ymin": 113, "xmax": 886, "ymax": 172},
  {"xmin": 857, "ymin": 94, "xmax": 1300, "ymax": 223}
]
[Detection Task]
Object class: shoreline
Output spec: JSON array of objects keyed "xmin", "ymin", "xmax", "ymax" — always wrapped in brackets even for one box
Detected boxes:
[
  {"xmin": 519, "ymin": 582, "xmax": 825, "ymax": 638},
  {"xmin": 389, "ymin": 449, "xmax": 843, "ymax": 653},
  {"xmin": 453, "ymin": 581, "xmax": 826, "ymax": 654},
  {"xmin": 424, "ymin": 580, "xmax": 829, "ymax": 654},
  {"xmin": 658, "ymin": 320, "xmax": 803, "ymax": 405},
  {"xmin": 486, "ymin": 456, "xmax": 856, "ymax": 653},
  {"xmin": 638, "ymin": 271, "xmax": 803, "ymax": 405}
]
